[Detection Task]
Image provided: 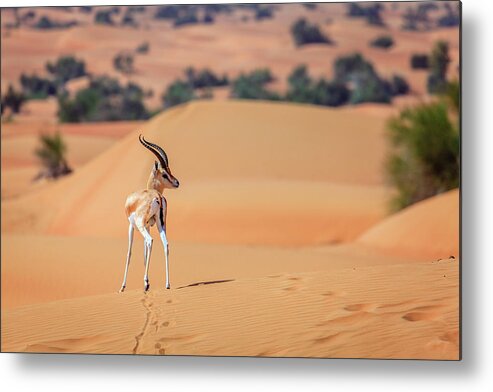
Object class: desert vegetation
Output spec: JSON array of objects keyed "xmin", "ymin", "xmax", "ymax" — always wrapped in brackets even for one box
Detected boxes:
[
  {"xmin": 427, "ymin": 41, "xmax": 451, "ymax": 94},
  {"xmin": 370, "ymin": 35, "xmax": 394, "ymax": 49},
  {"xmin": 34, "ymin": 133, "xmax": 72, "ymax": 180},
  {"xmin": 58, "ymin": 76, "xmax": 149, "ymax": 122},
  {"xmin": 386, "ymin": 81, "xmax": 459, "ymax": 210},
  {"xmin": 347, "ymin": 3, "xmax": 385, "ymax": 26},
  {"xmin": 410, "ymin": 54, "xmax": 430, "ymax": 69},
  {"xmin": 291, "ymin": 18, "xmax": 333, "ymax": 46}
]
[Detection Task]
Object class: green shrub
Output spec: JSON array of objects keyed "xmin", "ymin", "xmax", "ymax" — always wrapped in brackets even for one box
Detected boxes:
[
  {"xmin": 411, "ymin": 54, "xmax": 429, "ymax": 69},
  {"xmin": 34, "ymin": 133, "xmax": 72, "ymax": 179},
  {"xmin": 302, "ymin": 4, "xmax": 318, "ymax": 11},
  {"xmin": 347, "ymin": 3, "xmax": 385, "ymax": 26},
  {"xmin": 20, "ymin": 73, "xmax": 57, "ymax": 99},
  {"xmin": 350, "ymin": 71, "xmax": 392, "ymax": 104},
  {"xmin": 162, "ymin": 80, "xmax": 195, "ymax": 108},
  {"xmin": 1, "ymin": 85, "xmax": 25, "ymax": 114},
  {"xmin": 46, "ymin": 56, "xmax": 86, "ymax": 84},
  {"xmin": 174, "ymin": 11, "xmax": 199, "ymax": 27},
  {"xmin": 58, "ymin": 76, "xmax": 149, "ymax": 122},
  {"xmin": 136, "ymin": 42, "xmax": 150, "ymax": 54},
  {"xmin": 185, "ymin": 67, "xmax": 228, "ymax": 88},
  {"xmin": 113, "ymin": 52, "xmax": 134, "ymax": 75},
  {"xmin": 291, "ymin": 18, "xmax": 332, "ymax": 46},
  {"xmin": 35, "ymin": 16, "xmax": 77, "ymax": 29},
  {"xmin": 427, "ymin": 41, "xmax": 451, "ymax": 94},
  {"xmin": 390, "ymin": 75, "xmax": 410, "ymax": 96},
  {"xmin": 334, "ymin": 53, "xmax": 375, "ymax": 82},
  {"xmin": 285, "ymin": 65, "xmax": 349, "ymax": 106},
  {"xmin": 255, "ymin": 7, "xmax": 274, "ymax": 21},
  {"xmin": 386, "ymin": 100, "xmax": 459, "ymax": 210},
  {"xmin": 230, "ymin": 69, "xmax": 279, "ymax": 101},
  {"xmin": 94, "ymin": 9, "xmax": 114, "ymax": 25},
  {"xmin": 370, "ymin": 35, "xmax": 394, "ymax": 49}
]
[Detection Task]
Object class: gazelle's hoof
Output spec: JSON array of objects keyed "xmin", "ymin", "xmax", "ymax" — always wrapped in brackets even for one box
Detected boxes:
[
  {"xmin": 166, "ymin": 285, "xmax": 170, "ymax": 290},
  {"xmin": 144, "ymin": 283, "xmax": 150, "ymax": 292},
  {"xmin": 119, "ymin": 286, "xmax": 125, "ymax": 293}
]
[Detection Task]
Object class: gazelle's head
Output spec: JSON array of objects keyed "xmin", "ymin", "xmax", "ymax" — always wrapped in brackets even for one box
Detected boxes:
[{"xmin": 139, "ymin": 135, "xmax": 180, "ymax": 191}]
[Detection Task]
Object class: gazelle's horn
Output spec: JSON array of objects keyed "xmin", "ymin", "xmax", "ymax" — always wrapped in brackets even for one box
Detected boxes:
[{"xmin": 139, "ymin": 134, "xmax": 169, "ymax": 167}]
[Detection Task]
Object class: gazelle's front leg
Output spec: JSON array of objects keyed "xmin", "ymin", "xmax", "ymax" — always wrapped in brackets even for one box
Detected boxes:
[
  {"xmin": 120, "ymin": 221, "xmax": 134, "ymax": 292},
  {"xmin": 137, "ymin": 222, "xmax": 153, "ymax": 292},
  {"xmin": 157, "ymin": 198, "xmax": 170, "ymax": 289}
]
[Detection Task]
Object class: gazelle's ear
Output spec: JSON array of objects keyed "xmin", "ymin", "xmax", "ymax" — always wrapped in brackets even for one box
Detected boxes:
[{"xmin": 154, "ymin": 161, "xmax": 159, "ymax": 171}]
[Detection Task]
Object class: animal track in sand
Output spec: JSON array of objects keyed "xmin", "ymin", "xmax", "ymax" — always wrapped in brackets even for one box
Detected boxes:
[
  {"xmin": 402, "ymin": 311, "xmax": 440, "ymax": 322},
  {"xmin": 439, "ymin": 330, "xmax": 459, "ymax": 346},
  {"xmin": 162, "ymin": 321, "xmax": 169, "ymax": 327},
  {"xmin": 312, "ymin": 332, "xmax": 345, "ymax": 345},
  {"xmin": 158, "ymin": 334, "xmax": 200, "ymax": 344},
  {"xmin": 317, "ymin": 311, "xmax": 373, "ymax": 327},
  {"xmin": 344, "ymin": 303, "xmax": 376, "ymax": 312}
]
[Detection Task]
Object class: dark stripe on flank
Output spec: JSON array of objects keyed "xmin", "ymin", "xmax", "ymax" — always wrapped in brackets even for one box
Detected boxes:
[{"xmin": 159, "ymin": 202, "xmax": 164, "ymax": 228}]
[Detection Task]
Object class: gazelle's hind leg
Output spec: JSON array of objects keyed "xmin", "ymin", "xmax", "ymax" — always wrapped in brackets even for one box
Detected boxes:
[
  {"xmin": 157, "ymin": 197, "xmax": 170, "ymax": 289},
  {"xmin": 119, "ymin": 220, "xmax": 135, "ymax": 292},
  {"xmin": 136, "ymin": 221, "xmax": 153, "ymax": 292}
]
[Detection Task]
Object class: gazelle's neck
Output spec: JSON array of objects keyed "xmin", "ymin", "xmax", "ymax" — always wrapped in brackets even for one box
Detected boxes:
[{"xmin": 147, "ymin": 175, "xmax": 164, "ymax": 194}]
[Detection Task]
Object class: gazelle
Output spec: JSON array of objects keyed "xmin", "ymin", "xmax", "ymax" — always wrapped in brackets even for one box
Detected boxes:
[{"xmin": 119, "ymin": 135, "xmax": 180, "ymax": 293}]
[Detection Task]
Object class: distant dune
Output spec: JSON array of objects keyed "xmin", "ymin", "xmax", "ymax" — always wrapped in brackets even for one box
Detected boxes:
[
  {"xmin": 358, "ymin": 189, "xmax": 459, "ymax": 260},
  {"xmin": 2, "ymin": 101, "xmax": 391, "ymax": 244}
]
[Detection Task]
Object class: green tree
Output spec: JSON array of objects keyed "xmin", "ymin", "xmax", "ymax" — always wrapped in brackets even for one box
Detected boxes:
[
  {"xmin": 427, "ymin": 41, "xmax": 451, "ymax": 94},
  {"xmin": 162, "ymin": 80, "xmax": 195, "ymax": 108},
  {"xmin": 34, "ymin": 132, "xmax": 72, "ymax": 179},
  {"xmin": 291, "ymin": 18, "xmax": 332, "ymax": 46},
  {"xmin": 113, "ymin": 52, "xmax": 135, "ymax": 75},
  {"xmin": 1, "ymin": 85, "xmax": 25, "ymax": 114},
  {"xmin": 46, "ymin": 56, "xmax": 87, "ymax": 85},
  {"xmin": 386, "ymin": 95, "xmax": 459, "ymax": 211}
]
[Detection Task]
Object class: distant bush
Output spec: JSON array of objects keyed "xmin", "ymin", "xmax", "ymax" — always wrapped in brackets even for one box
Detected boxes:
[
  {"xmin": 302, "ymin": 4, "xmax": 318, "ymax": 11},
  {"xmin": 58, "ymin": 76, "xmax": 149, "ymax": 122},
  {"xmin": 291, "ymin": 18, "xmax": 332, "ymax": 47},
  {"xmin": 334, "ymin": 53, "xmax": 375, "ymax": 82},
  {"xmin": 135, "ymin": 42, "xmax": 149, "ymax": 54},
  {"xmin": 334, "ymin": 53, "xmax": 396, "ymax": 104},
  {"xmin": 174, "ymin": 11, "xmax": 199, "ymax": 27},
  {"xmin": 350, "ymin": 71, "xmax": 392, "ymax": 104},
  {"xmin": 203, "ymin": 13, "xmax": 215, "ymax": 24},
  {"xmin": 1, "ymin": 85, "xmax": 25, "ymax": 114},
  {"xmin": 390, "ymin": 75, "xmax": 410, "ymax": 96},
  {"xmin": 427, "ymin": 41, "xmax": 450, "ymax": 94},
  {"xmin": 285, "ymin": 65, "xmax": 349, "ymax": 107},
  {"xmin": 386, "ymin": 100, "xmax": 459, "ymax": 210},
  {"xmin": 113, "ymin": 52, "xmax": 135, "ymax": 75},
  {"xmin": 231, "ymin": 69, "xmax": 279, "ymax": 101},
  {"xmin": 46, "ymin": 56, "xmax": 87, "ymax": 85},
  {"xmin": 154, "ymin": 5, "xmax": 182, "ymax": 20},
  {"xmin": 35, "ymin": 16, "xmax": 77, "ymax": 29},
  {"xmin": 79, "ymin": 6, "xmax": 92, "ymax": 13},
  {"xmin": 20, "ymin": 73, "xmax": 57, "ymax": 99},
  {"xmin": 370, "ymin": 35, "xmax": 394, "ymax": 49},
  {"xmin": 411, "ymin": 54, "xmax": 429, "ymax": 69},
  {"xmin": 121, "ymin": 12, "xmax": 138, "ymax": 27},
  {"xmin": 94, "ymin": 9, "xmax": 114, "ymax": 25},
  {"xmin": 438, "ymin": 4, "xmax": 460, "ymax": 28},
  {"xmin": 184, "ymin": 67, "xmax": 228, "ymax": 89},
  {"xmin": 347, "ymin": 3, "xmax": 385, "ymax": 26},
  {"xmin": 255, "ymin": 6, "xmax": 274, "ymax": 21},
  {"xmin": 162, "ymin": 80, "xmax": 195, "ymax": 108},
  {"xmin": 34, "ymin": 133, "xmax": 72, "ymax": 180}
]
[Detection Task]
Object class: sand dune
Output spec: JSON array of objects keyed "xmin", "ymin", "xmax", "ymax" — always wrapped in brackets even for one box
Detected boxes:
[
  {"xmin": 358, "ymin": 189, "xmax": 459, "ymax": 260},
  {"xmin": 2, "ymin": 259, "xmax": 459, "ymax": 359},
  {"xmin": 2, "ymin": 101, "xmax": 391, "ymax": 244}
]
